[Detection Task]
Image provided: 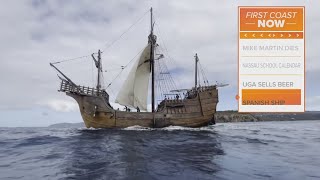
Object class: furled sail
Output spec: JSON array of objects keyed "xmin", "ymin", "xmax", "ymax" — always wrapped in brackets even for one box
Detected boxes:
[{"xmin": 115, "ymin": 45, "xmax": 151, "ymax": 111}]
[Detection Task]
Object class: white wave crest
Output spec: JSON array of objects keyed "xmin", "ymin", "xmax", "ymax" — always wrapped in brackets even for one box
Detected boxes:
[
  {"xmin": 162, "ymin": 125, "xmax": 215, "ymax": 132},
  {"xmin": 122, "ymin": 125, "xmax": 154, "ymax": 131},
  {"xmin": 122, "ymin": 125, "xmax": 216, "ymax": 132},
  {"xmin": 78, "ymin": 127, "xmax": 102, "ymax": 131}
]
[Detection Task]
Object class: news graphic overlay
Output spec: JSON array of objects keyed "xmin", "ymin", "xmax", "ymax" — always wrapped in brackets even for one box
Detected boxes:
[{"xmin": 238, "ymin": 7, "xmax": 305, "ymax": 112}]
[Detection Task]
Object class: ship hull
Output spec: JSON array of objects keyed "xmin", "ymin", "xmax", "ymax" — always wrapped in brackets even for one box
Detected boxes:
[{"xmin": 67, "ymin": 87, "xmax": 218, "ymax": 128}]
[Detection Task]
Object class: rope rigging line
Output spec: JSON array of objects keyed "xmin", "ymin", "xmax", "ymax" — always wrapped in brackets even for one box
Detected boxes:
[
  {"xmin": 156, "ymin": 55, "xmax": 167, "ymax": 99},
  {"xmin": 198, "ymin": 61, "xmax": 209, "ymax": 85},
  {"xmin": 155, "ymin": 18, "xmax": 210, "ymax": 92},
  {"xmin": 101, "ymin": 9, "xmax": 149, "ymax": 53},
  {"xmin": 50, "ymin": 9, "xmax": 149, "ymax": 65},
  {"xmin": 101, "ymin": 70, "xmax": 117, "ymax": 100},
  {"xmin": 163, "ymin": 60, "xmax": 178, "ymax": 92},
  {"xmin": 155, "ymin": 47, "xmax": 178, "ymax": 95},
  {"xmin": 155, "ymin": 58, "xmax": 164, "ymax": 101},
  {"xmin": 198, "ymin": 64, "xmax": 201, "ymax": 87},
  {"xmin": 101, "ymin": 70, "xmax": 106, "ymax": 89},
  {"xmin": 154, "ymin": 22, "xmax": 182, "ymax": 89},
  {"xmin": 162, "ymin": 57, "xmax": 177, "ymax": 90},
  {"xmin": 155, "ymin": 47, "xmax": 181, "ymax": 100},
  {"xmin": 91, "ymin": 58, "xmax": 94, "ymax": 87},
  {"xmin": 104, "ymin": 67, "xmax": 125, "ymax": 72},
  {"xmin": 106, "ymin": 67, "xmax": 125, "ymax": 89},
  {"xmin": 51, "ymin": 54, "xmax": 91, "ymax": 65},
  {"xmin": 105, "ymin": 46, "xmax": 146, "ymax": 89}
]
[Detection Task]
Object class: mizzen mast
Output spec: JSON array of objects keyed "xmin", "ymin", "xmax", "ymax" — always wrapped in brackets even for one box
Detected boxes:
[{"xmin": 194, "ymin": 53, "xmax": 199, "ymax": 89}]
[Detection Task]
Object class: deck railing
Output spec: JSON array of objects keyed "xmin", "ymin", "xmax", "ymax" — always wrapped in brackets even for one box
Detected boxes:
[{"xmin": 59, "ymin": 79, "xmax": 108, "ymax": 98}]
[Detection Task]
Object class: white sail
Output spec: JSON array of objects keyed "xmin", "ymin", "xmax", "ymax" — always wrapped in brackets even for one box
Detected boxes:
[{"xmin": 115, "ymin": 45, "xmax": 151, "ymax": 111}]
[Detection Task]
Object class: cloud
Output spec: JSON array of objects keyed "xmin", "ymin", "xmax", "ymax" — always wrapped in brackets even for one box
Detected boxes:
[
  {"xmin": 0, "ymin": 0, "xmax": 319, "ymax": 126},
  {"xmin": 38, "ymin": 99, "xmax": 79, "ymax": 112}
]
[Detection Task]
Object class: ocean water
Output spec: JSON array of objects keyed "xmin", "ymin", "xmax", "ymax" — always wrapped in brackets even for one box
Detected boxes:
[{"xmin": 0, "ymin": 121, "xmax": 319, "ymax": 180}]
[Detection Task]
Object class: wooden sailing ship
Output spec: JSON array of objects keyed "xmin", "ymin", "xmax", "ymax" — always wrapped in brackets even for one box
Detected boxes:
[{"xmin": 50, "ymin": 8, "xmax": 224, "ymax": 128}]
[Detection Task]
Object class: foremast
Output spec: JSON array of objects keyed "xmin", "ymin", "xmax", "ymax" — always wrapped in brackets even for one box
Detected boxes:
[{"xmin": 91, "ymin": 50, "xmax": 102, "ymax": 91}]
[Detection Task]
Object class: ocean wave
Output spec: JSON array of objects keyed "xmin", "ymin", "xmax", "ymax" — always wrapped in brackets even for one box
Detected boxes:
[
  {"xmin": 77, "ymin": 127, "xmax": 103, "ymax": 131},
  {"xmin": 162, "ymin": 125, "xmax": 215, "ymax": 132},
  {"xmin": 13, "ymin": 135, "xmax": 62, "ymax": 148},
  {"xmin": 246, "ymin": 137, "xmax": 269, "ymax": 145},
  {"xmin": 122, "ymin": 125, "xmax": 216, "ymax": 132},
  {"xmin": 0, "ymin": 121, "xmax": 319, "ymax": 179},
  {"xmin": 122, "ymin": 125, "xmax": 154, "ymax": 131}
]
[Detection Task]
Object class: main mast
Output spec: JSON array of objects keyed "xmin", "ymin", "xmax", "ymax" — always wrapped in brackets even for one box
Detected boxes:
[
  {"xmin": 149, "ymin": 7, "xmax": 156, "ymax": 112},
  {"xmin": 195, "ymin": 53, "xmax": 199, "ymax": 89}
]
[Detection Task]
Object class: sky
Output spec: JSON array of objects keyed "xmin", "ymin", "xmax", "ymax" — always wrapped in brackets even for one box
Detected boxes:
[{"xmin": 0, "ymin": 0, "xmax": 319, "ymax": 127}]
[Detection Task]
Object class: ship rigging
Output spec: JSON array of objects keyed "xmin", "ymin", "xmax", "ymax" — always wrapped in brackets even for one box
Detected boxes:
[{"xmin": 50, "ymin": 8, "xmax": 224, "ymax": 128}]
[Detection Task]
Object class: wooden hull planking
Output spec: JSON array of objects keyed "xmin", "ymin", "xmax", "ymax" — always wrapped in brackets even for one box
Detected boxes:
[{"xmin": 67, "ymin": 87, "xmax": 218, "ymax": 128}]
